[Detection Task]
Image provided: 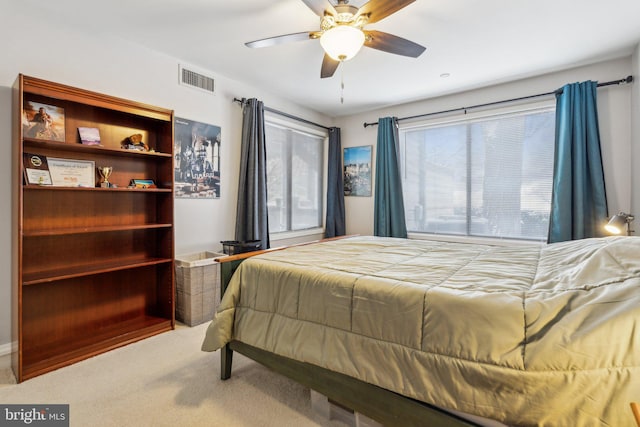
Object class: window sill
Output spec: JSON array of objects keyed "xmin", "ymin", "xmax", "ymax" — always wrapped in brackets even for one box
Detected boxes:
[{"xmin": 271, "ymin": 227, "xmax": 325, "ymax": 243}]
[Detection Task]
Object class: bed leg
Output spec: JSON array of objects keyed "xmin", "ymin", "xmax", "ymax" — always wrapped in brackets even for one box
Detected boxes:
[{"xmin": 221, "ymin": 344, "xmax": 233, "ymax": 380}]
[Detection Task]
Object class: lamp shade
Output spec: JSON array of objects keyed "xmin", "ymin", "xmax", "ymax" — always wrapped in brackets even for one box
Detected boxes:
[
  {"xmin": 604, "ymin": 212, "xmax": 634, "ymax": 235},
  {"xmin": 320, "ymin": 25, "xmax": 365, "ymax": 61}
]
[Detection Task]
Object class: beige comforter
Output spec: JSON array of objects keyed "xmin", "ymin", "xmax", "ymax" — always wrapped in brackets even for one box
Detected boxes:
[{"xmin": 202, "ymin": 236, "xmax": 640, "ymax": 426}]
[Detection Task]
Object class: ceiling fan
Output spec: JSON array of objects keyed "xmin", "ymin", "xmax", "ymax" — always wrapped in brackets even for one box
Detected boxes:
[{"xmin": 245, "ymin": 0, "xmax": 426, "ymax": 78}]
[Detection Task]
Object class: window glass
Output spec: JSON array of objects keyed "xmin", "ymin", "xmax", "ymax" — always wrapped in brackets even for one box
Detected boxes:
[
  {"xmin": 266, "ymin": 125, "xmax": 288, "ymax": 233},
  {"xmin": 265, "ymin": 121, "xmax": 325, "ymax": 233},
  {"xmin": 400, "ymin": 107, "xmax": 555, "ymax": 241}
]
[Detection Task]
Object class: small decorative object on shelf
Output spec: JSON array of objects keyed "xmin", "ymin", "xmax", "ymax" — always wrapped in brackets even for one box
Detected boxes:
[
  {"xmin": 23, "ymin": 101, "xmax": 65, "ymax": 142},
  {"xmin": 121, "ymin": 133, "xmax": 150, "ymax": 151},
  {"xmin": 78, "ymin": 127, "xmax": 101, "ymax": 145},
  {"xmin": 98, "ymin": 166, "xmax": 113, "ymax": 188},
  {"xmin": 129, "ymin": 179, "xmax": 156, "ymax": 189}
]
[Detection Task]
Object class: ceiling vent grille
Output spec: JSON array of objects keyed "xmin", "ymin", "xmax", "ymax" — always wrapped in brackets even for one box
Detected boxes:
[{"xmin": 179, "ymin": 64, "xmax": 215, "ymax": 94}]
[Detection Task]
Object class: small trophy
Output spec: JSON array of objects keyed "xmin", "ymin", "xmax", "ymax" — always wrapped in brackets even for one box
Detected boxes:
[{"xmin": 98, "ymin": 166, "xmax": 113, "ymax": 188}]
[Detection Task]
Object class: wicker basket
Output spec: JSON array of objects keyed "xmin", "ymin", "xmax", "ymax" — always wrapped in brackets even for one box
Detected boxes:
[{"xmin": 174, "ymin": 251, "xmax": 226, "ymax": 326}]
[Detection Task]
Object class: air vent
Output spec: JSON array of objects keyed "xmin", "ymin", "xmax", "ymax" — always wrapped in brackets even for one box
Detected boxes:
[{"xmin": 179, "ymin": 64, "xmax": 215, "ymax": 94}]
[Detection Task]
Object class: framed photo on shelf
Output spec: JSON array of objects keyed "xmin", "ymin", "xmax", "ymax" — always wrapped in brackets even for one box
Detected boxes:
[
  {"xmin": 129, "ymin": 179, "xmax": 156, "ymax": 189},
  {"xmin": 77, "ymin": 127, "xmax": 101, "ymax": 145},
  {"xmin": 22, "ymin": 101, "xmax": 65, "ymax": 142},
  {"xmin": 343, "ymin": 145, "xmax": 372, "ymax": 197},
  {"xmin": 23, "ymin": 153, "xmax": 52, "ymax": 186},
  {"xmin": 47, "ymin": 157, "xmax": 95, "ymax": 187}
]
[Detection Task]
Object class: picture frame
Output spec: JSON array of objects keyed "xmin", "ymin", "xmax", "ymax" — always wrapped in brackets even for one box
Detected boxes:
[
  {"xmin": 129, "ymin": 179, "xmax": 156, "ymax": 189},
  {"xmin": 47, "ymin": 157, "xmax": 95, "ymax": 187},
  {"xmin": 343, "ymin": 145, "xmax": 372, "ymax": 197},
  {"xmin": 174, "ymin": 117, "xmax": 221, "ymax": 199},
  {"xmin": 23, "ymin": 101, "xmax": 65, "ymax": 142},
  {"xmin": 78, "ymin": 127, "xmax": 101, "ymax": 145}
]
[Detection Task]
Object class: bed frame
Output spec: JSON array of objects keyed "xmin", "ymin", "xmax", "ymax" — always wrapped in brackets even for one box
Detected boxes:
[{"xmin": 215, "ymin": 238, "xmax": 483, "ymax": 427}]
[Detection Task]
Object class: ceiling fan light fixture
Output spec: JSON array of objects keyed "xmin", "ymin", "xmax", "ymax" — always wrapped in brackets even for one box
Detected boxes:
[{"xmin": 320, "ymin": 25, "xmax": 365, "ymax": 62}]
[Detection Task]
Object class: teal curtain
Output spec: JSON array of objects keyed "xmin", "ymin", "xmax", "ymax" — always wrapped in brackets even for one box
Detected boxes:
[
  {"xmin": 235, "ymin": 98, "xmax": 270, "ymax": 249},
  {"xmin": 325, "ymin": 127, "xmax": 346, "ymax": 237},
  {"xmin": 548, "ymin": 81, "xmax": 608, "ymax": 243},
  {"xmin": 374, "ymin": 117, "xmax": 407, "ymax": 238}
]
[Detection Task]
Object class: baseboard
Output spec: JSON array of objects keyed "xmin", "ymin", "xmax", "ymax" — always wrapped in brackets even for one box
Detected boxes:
[
  {"xmin": 0, "ymin": 342, "xmax": 12, "ymax": 370},
  {"xmin": 0, "ymin": 342, "xmax": 12, "ymax": 357}
]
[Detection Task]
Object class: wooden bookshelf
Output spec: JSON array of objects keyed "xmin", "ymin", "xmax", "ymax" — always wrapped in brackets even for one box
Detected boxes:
[{"xmin": 12, "ymin": 75, "xmax": 175, "ymax": 382}]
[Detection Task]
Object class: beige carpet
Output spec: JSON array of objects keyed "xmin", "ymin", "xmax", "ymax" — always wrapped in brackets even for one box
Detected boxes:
[{"xmin": 0, "ymin": 323, "xmax": 348, "ymax": 427}]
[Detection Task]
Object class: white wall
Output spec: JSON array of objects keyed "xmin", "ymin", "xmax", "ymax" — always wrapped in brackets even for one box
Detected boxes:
[
  {"xmin": 632, "ymin": 45, "xmax": 640, "ymax": 221},
  {"xmin": 335, "ymin": 57, "xmax": 636, "ymax": 237},
  {"xmin": 0, "ymin": 5, "xmax": 330, "ymax": 349}
]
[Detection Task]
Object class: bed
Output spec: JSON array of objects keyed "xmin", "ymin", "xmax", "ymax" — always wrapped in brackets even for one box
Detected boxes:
[{"xmin": 201, "ymin": 235, "xmax": 640, "ymax": 426}]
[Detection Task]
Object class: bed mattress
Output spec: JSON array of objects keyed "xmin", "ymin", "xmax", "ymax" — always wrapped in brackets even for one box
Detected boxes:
[{"xmin": 202, "ymin": 236, "xmax": 640, "ymax": 426}]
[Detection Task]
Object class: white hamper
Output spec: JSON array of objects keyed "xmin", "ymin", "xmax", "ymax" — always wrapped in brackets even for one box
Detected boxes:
[{"xmin": 174, "ymin": 251, "xmax": 226, "ymax": 326}]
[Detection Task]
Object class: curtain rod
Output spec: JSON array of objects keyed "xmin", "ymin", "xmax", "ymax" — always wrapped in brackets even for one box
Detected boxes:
[
  {"xmin": 233, "ymin": 97, "xmax": 332, "ymax": 131},
  {"xmin": 362, "ymin": 75, "xmax": 634, "ymax": 128}
]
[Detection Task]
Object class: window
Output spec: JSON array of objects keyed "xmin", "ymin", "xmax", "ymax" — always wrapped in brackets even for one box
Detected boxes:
[
  {"xmin": 265, "ymin": 118, "xmax": 326, "ymax": 234},
  {"xmin": 400, "ymin": 106, "xmax": 555, "ymax": 242}
]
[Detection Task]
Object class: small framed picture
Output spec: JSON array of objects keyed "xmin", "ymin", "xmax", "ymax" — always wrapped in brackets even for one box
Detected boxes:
[
  {"xmin": 78, "ymin": 127, "xmax": 101, "ymax": 145},
  {"xmin": 343, "ymin": 145, "xmax": 372, "ymax": 197},
  {"xmin": 23, "ymin": 101, "xmax": 65, "ymax": 142},
  {"xmin": 129, "ymin": 179, "xmax": 156, "ymax": 189}
]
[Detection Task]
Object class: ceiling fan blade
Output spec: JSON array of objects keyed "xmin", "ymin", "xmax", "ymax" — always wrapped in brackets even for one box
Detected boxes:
[
  {"xmin": 300, "ymin": 0, "xmax": 336, "ymax": 17},
  {"xmin": 364, "ymin": 30, "xmax": 426, "ymax": 58},
  {"xmin": 356, "ymin": 0, "xmax": 415, "ymax": 24},
  {"xmin": 245, "ymin": 31, "xmax": 319, "ymax": 49},
  {"xmin": 321, "ymin": 54, "xmax": 340, "ymax": 78}
]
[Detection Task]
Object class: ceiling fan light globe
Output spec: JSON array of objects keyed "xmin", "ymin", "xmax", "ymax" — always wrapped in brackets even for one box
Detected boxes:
[{"xmin": 320, "ymin": 25, "xmax": 365, "ymax": 62}]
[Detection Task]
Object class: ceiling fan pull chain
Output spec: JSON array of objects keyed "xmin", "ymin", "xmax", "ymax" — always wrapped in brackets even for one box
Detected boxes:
[{"xmin": 341, "ymin": 66, "xmax": 345, "ymax": 104}]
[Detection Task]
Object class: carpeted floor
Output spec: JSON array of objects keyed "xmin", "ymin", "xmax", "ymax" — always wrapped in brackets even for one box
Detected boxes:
[{"xmin": 0, "ymin": 323, "xmax": 349, "ymax": 427}]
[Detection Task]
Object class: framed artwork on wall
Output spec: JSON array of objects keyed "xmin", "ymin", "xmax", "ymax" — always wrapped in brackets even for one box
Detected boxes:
[
  {"xmin": 343, "ymin": 145, "xmax": 372, "ymax": 197},
  {"xmin": 174, "ymin": 117, "xmax": 221, "ymax": 199}
]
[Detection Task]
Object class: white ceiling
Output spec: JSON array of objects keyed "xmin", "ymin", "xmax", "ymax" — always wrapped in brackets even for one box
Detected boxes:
[{"xmin": 22, "ymin": 0, "xmax": 640, "ymax": 118}]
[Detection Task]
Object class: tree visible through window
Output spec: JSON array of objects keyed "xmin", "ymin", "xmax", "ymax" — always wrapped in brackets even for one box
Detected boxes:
[
  {"xmin": 265, "ymin": 121, "xmax": 325, "ymax": 233},
  {"xmin": 400, "ymin": 107, "xmax": 555, "ymax": 241}
]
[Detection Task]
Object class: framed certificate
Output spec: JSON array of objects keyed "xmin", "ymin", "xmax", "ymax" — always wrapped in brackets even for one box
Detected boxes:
[{"xmin": 47, "ymin": 158, "xmax": 96, "ymax": 187}]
